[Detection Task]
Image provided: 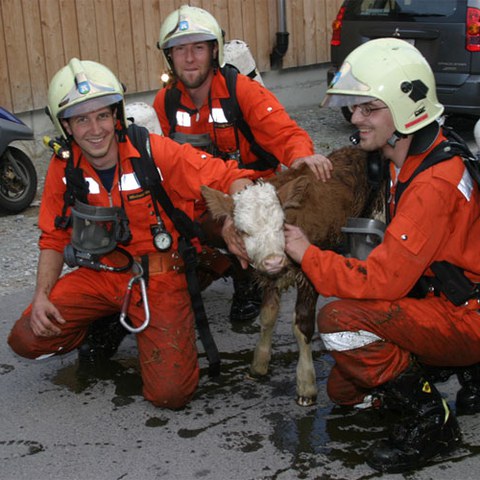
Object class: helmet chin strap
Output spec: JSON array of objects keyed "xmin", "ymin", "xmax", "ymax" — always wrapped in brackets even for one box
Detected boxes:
[
  {"xmin": 387, "ymin": 130, "xmax": 407, "ymax": 147},
  {"xmin": 349, "ymin": 130, "xmax": 408, "ymax": 148}
]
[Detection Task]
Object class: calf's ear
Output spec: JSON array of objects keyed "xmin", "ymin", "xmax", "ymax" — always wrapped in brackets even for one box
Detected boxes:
[
  {"xmin": 201, "ymin": 185, "xmax": 234, "ymax": 220},
  {"xmin": 276, "ymin": 175, "xmax": 310, "ymax": 210}
]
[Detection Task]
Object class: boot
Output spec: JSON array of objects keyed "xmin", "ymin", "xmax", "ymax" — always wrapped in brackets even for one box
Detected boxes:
[
  {"xmin": 78, "ymin": 314, "xmax": 130, "ymax": 366},
  {"xmin": 456, "ymin": 363, "xmax": 480, "ymax": 415},
  {"xmin": 421, "ymin": 364, "xmax": 457, "ymax": 384},
  {"xmin": 230, "ymin": 269, "xmax": 263, "ymax": 322},
  {"xmin": 367, "ymin": 364, "xmax": 461, "ymax": 473}
]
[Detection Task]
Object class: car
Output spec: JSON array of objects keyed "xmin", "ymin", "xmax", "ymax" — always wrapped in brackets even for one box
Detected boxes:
[{"xmin": 327, "ymin": 0, "xmax": 480, "ymax": 121}]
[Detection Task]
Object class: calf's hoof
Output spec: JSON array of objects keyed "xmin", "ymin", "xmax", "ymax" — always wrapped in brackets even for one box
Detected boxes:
[
  {"xmin": 250, "ymin": 363, "xmax": 269, "ymax": 377},
  {"xmin": 296, "ymin": 394, "xmax": 317, "ymax": 407}
]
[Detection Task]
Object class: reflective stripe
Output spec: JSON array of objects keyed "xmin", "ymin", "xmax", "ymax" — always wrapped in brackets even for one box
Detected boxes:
[
  {"xmin": 120, "ymin": 167, "xmax": 163, "ymax": 191},
  {"xmin": 321, "ymin": 330, "xmax": 382, "ymax": 352},
  {"xmin": 209, "ymin": 108, "xmax": 228, "ymax": 123},
  {"xmin": 65, "ymin": 168, "xmax": 165, "ymax": 195},
  {"xmin": 458, "ymin": 167, "xmax": 473, "ymax": 201},
  {"xmin": 63, "ymin": 176, "xmax": 100, "ymax": 194},
  {"xmin": 176, "ymin": 111, "xmax": 191, "ymax": 127},
  {"xmin": 35, "ymin": 346, "xmax": 64, "ymax": 360},
  {"xmin": 35, "ymin": 353, "xmax": 57, "ymax": 360},
  {"xmin": 121, "ymin": 172, "xmax": 141, "ymax": 191},
  {"xmin": 85, "ymin": 177, "xmax": 100, "ymax": 194}
]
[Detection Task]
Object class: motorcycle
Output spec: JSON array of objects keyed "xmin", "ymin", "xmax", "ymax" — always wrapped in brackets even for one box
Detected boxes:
[{"xmin": 0, "ymin": 106, "xmax": 37, "ymax": 214}]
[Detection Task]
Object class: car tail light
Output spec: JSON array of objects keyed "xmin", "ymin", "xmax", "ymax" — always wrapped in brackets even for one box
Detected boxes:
[
  {"xmin": 331, "ymin": 6, "xmax": 346, "ymax": 46},
  {"xmin": 466, "ymin": 6, "xmax": 480, "ymax": 51}
]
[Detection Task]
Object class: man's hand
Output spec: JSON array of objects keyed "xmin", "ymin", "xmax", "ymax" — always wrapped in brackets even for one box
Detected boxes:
[
  {"xmin": 221, "ymin": 216, "xmax": 250, "ymax": 269},
  {"xmin": 291, "ymin": 154, "xmax": 333, "ymax": 182},
  {"xmin": 28, "ymin": 248, "xmax": 66, "ymax": 336},
  {"xmin": 30, "ymin": 292, "xmax": 66, "ymax": 337},
  {"xmin": 284, "ymin": 223, "xmax": 311, "ymax": 264}
]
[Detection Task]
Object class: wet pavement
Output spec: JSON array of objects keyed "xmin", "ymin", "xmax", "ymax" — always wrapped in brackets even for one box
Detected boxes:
[{"xmin": 1, "ymin": 282, "xmax": 480, "ymax": 480}]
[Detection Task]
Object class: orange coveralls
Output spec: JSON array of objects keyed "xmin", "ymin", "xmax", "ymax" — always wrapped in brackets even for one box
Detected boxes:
[
  {"xmin": 153, "ymin": 70, "xmax": 315, "ymax": 180},
  {"xmin": 301, "ymin": 131, "xmax": 480, "ymax": 405},
  {"xmin": 8, "ymin": 134, "xmax": 253, "ymax": 409}
]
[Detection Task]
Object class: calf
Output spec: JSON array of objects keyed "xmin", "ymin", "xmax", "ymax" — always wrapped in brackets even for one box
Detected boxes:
[{"xmin": 202, "ymin": 146, "xmax": 383, "ymax": 406}]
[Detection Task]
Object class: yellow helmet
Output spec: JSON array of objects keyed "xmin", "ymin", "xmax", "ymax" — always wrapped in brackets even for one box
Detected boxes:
[
  {"xmin": 46, "ymin": 58, "xmax": 125, "ymax": 139},
  {"xmin": 322, "ymin": 38, "xmax": 444, "ymax": 134},
  {"xmin": 157, "ymin": 5, "xmax": 224, "ymax": 68}
]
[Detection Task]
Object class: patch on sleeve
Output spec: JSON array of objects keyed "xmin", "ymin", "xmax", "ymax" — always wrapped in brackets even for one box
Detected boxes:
[{"xmin": 387, "ymin": 212, "xmax": 428, "ymax": 256}]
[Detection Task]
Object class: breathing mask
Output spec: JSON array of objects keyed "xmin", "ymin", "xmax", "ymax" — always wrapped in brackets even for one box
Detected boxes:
[
  {"xmin": 341, "ymin": 217, "xmax": 386, "ymax": 260},
  {"xmin": 64, "ymin": 200, "xmax": 133, "ymax": 271}
]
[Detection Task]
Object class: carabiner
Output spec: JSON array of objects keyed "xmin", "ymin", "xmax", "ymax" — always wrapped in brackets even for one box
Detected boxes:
[{"xmin": 119, "ymin": 262, "xmax": 150, "ymax": 333}]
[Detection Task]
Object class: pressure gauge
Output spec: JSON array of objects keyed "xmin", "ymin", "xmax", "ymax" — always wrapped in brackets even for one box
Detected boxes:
[{"xmin": 151, "ymin": 225, "xmax": 172, "ymax": 252}]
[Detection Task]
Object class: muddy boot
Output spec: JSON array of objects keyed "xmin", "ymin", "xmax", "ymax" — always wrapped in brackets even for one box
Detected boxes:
[
  {"xmin": 456, "ymin": 363, "xmax": 480, "ymax": 415},
  {"xmin": 78, "ymin": 314, "xmax": 130, "ymax": 366},
  {"xmin": 367, "ymin": 364, "xmax": 461, "ymax": 473},
  {"xmin": 229, "ymin": 264, "xmax": 262, "ymax": 322},
  {"xmin": 421, "ymin": 364, "xmax": 457, "ymax": 384}
]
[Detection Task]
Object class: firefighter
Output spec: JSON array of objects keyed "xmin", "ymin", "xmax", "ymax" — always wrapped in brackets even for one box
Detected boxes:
[
  {"xmin": 284, "ymin": 38, "xmax": 480, "ymax": 472},
  {"xmin": 8, "ymin": 58, "xmax": 254, "ymax": 409},
  {"xmin": 153, "ymin": 5, "xmax": 333, "ymax": 322}
]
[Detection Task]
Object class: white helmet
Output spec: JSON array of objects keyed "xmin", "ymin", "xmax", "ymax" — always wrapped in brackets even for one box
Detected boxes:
[
  {"xmin": 157, "ymin": 5, "xmax": 224, "ymax": 68},
  {"xmin": 47, "ymin": 58, "xmax": 126, "ymax": 139},
  {"xmin": 322, "ymin": 38, "xmax": 444, "ymax": 134}
]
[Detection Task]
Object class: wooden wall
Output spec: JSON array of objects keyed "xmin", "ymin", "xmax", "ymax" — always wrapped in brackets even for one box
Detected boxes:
[{"xmin": 0, "ymin": 0, "xmax": 343, "ymax": 114}]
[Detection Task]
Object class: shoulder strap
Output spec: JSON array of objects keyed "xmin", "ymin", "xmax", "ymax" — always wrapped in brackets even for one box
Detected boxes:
[
  {"xmin": 51, "ymin": 142, "xmax": 90, "ymax": 229},
  {"xmin": 164, "ymin": 87, "xmax": 198, "ymax": 137},
  {"xmin": 126, "ymin": 123, "xmax": 220, "ymax": 376},
  {"xmin": 164, "ymin": 87, "xmax": 181, "ymax": 134},
  {"xmin": 220, "ymin": 65, "xmax": 280, "ymax": 171},
  {"xmin": 394, "ymin": 126, "xmax": 478, "ymax": 209},
  {"xmin": 127, "ymin": 123, "xmax": 203, "ymax": 240},
  {"xmin": 220, "ymin": 64, "xmax": 241, "ymax": 124}
]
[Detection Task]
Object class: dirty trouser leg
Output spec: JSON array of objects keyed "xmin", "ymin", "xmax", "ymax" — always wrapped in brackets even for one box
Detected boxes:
[
  {"xmin": 327, "ymin": 364, "xmax": 371, "ymax": 406},
  {"xmin": 317, "ymin": 296, "xmax": 480, "ymax": 406},
  {"xmin": 131, "ymin": 271, "xmax": 199, "ymax": 410},
  {"xmin": 8, "ymin": 268, "xmax": 127, "ymax": 360}
]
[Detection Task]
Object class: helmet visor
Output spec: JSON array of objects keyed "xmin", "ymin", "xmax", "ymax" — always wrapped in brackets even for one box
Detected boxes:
[
  {"xmin": 322, "ymin": 94, "xmax": 377, "ymax": 108},
  {"xmin": 322, "ymin": 61, "xmax": 377, "ymax": 108},
  {"xmin": 162, "ymin": 32, "xmax": 217, "ymax": 49},
  {"xmin": 59, "ymin": 94, "xmax": 122, "ymax": 119}
]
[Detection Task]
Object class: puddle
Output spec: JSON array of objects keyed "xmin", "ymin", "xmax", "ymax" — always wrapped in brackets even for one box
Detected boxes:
[{"xmin": 51, "ymin": 357, "xmax": 142, "ymax": 405}]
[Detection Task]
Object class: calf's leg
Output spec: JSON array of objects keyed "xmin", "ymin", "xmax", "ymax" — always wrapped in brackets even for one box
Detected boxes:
[
  {"xmin": 293, "ymin": 280, "xmax": 318, "ymax": 406},
  {"xmin": 250, "ymin": 282, "xmax": 280, "ymax": 376}
]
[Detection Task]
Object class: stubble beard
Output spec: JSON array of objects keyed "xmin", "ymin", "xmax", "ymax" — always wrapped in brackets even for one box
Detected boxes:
[{"xmin": 182, "ymin": 72, "xmax": 209, "ymax": 89}]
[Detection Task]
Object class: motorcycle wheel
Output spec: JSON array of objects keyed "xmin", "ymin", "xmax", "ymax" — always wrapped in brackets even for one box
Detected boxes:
[{"xmin": 0, "ymin": 146, "xmax": 38, "ymax": 214}]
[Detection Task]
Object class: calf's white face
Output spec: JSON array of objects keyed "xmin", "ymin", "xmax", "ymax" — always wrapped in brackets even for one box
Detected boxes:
[
  {"xmin": 201, "ymin": 182, "xmax": 288, "ymax": 275},
  {"xmin": 232, "ymin": 183, "xmax": 287, "ymax": 274}
]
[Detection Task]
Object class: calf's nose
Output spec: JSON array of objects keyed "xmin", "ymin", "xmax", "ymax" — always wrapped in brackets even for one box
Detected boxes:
[{"xmin": 260, "ymin": 254, "xmax": 287, "ymax": 275}]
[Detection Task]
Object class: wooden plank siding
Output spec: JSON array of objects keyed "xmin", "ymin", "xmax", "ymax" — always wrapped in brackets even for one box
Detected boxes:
[{"xmin": 0, "ymin": 0, "xmax": 343, "ymax": 113}]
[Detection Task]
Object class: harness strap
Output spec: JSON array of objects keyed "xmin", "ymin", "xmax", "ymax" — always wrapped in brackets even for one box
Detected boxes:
[
  {"xmin": 220, "ymin": 65, "xmax": 279, "ymax": 170},
  {"xmin": 179, "ymin": 237, "xmax": 220, "ymax": 377},
  {"xmin": 164, "ymin": 65, "xmax": 280, "ymax": 171},
  {"xmin": 54, "ymin": 147, "xmax": 89, "ymax": 229},
  {"xmin": 392, "ymin": 126, "xmax": 480, "ymax": 305},
  {"xmin": 127, "ymin": 123, "xmax": 220, "ymax": 376}
]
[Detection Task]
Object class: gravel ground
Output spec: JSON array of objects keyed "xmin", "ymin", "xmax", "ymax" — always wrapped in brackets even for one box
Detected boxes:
[{"xmin": 1, "ymin": 105, "xmax": 475, "ymax": 297}]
